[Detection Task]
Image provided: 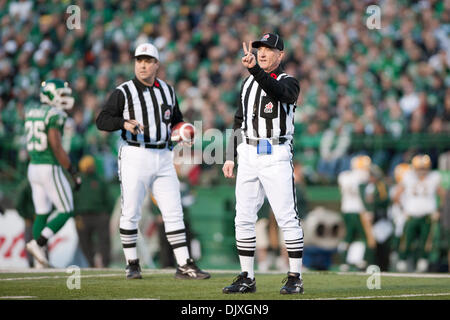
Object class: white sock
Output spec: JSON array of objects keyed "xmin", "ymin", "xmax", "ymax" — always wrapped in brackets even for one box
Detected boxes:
[
  {"xmin": 173, "ymin": 246, "xmax": 190, "ymax": 266},
  {"xmin": 289, "ymin": 258, "xmax": 303, "ymax": 276},
  {"xmin": 123, "ymin": 247, "xmax": 138, "ymax": 263},
  {"xmin": 239, "ymin": 255, "xmax": 255, "ymax": 279}
]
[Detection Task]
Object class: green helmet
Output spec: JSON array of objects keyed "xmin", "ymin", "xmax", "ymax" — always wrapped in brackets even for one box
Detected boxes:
[{"xmin": 40, "ymin": 79, "xmax": 74, "ymax": 110}]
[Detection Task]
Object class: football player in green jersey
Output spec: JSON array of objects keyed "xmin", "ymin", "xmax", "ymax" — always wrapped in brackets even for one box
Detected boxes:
[{"xmin": 25, "ymin": 79, "xmax": 81, "ymax": 267}]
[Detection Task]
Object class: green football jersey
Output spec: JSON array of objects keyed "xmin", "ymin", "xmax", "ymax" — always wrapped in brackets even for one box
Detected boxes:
[{"xmin": 25, "ymin": 104, "xmax": 67, "ymax": 165}]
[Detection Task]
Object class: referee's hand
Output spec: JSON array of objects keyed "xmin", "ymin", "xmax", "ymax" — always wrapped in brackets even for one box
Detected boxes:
[
  {"xmin": 242, "ymin": 42, "xmax": 256, "ymax": 68},
  {"xmin": 124, "ymin": 120, "xmax": 144, "ymax": 135},
  {"xmin": 222, "ymin": 160, "xmax": 235, "ymax": 179}
]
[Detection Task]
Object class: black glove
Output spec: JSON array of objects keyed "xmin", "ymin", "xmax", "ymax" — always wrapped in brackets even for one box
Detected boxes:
[{"xmin": 68, "ymin": 164, "xmax": 82, "ymax": 192}]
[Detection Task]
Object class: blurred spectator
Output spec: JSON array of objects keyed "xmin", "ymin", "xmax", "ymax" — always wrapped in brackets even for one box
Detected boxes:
[
  {"xmin": 399, "ymin": 79, "xmax": 420, "ymax": 117},
  {"xmin": 383, "ymin": 98, "xmax": 407, "ymax": 139},
  {"xmin": 359, "ymin": 165, "xmax": 391, "ymax": 271},
  {"xmin": 9, "ymin": 0, "xmax": 33, "ymax": 22},
  {"xmin": 74, "ymin": 155, "xmax": 113, "ymax": 268},
  {"xmin": 296, "ymin": 120, "xmax": 322, "ymax": 182},
  {"xmin": 317, "ymin": 124, "xmax": 351, "ymax": 182},
  {"xmin": 15, "ymin": 178, "xmax": 35, "ymax": 267},
  {"xmin": 441, "ymin": 89, "xmax": 450, "ymax": 131},
  {"xmin": 0, "ymin": 1, "xmax": 448, "ymax": 189}
]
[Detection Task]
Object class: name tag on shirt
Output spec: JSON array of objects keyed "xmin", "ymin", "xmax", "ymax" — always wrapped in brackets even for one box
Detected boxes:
[{"xmin": 257, "ymin": 139, "xmax": 272, "ymax": 155}]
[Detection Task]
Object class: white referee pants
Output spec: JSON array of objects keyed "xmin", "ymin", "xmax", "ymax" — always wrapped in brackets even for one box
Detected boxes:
[
  {"xmin": 235, "ymin": 142, "xmax": 303, "ymax": 242},
  {"xmin": 118, "ymin": 145, "xmax": 185, "ymax": 232},
  {"xmin": 28, "ymin": 164, "xmax": 74, "ymax": 214}
]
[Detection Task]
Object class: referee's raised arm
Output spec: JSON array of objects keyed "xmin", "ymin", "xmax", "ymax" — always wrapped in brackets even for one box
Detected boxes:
[
  {"xmin": 243, "ymin": 38, "xmax": 299, "ymax": 104},
  {"xmin": 248, "ymin": 64, "xmax": 299, "ymax": 104}
]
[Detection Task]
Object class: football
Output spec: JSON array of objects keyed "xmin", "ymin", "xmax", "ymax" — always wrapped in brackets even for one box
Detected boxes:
[{"xmin": 170, "ymin": 121, "xmax": 195, "ymax": 142}]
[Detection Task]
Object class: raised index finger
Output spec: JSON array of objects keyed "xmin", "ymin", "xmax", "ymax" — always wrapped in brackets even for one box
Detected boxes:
[
  {"xmin": 242, "ymin": 42, "xmax": 248, "ymax": 54},
  {"xmin": 248, "ymin": 41, "xmax": 252, "ymax": 53}
]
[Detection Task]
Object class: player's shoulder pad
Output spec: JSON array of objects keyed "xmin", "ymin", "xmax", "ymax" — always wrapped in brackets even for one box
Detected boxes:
[
  {"xmin": 337, "ymin": 170, "xmax": 351, "ymax": 182},
  {"xmin": 401, "ymin": 169, "xmax": 415, "ymax": 183},
  {"xmin": 429, "ymin": 170, "xmax": 442, "ymax": 182},
  {"xmin": 25, "ymin": 103, "xmax": 44, "ymax": 118},
  {"xmin": 45, "ymin": 106, "xmax": 67, "ymax": 125}
]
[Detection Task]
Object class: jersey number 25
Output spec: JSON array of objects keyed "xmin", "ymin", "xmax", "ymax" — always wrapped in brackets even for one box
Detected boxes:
[{"xmin": 25, "ymin": 120, "xmax": 47, "ymax": 151}]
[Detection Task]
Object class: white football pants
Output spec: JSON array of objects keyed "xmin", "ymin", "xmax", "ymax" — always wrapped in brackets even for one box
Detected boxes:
[
  {"xmin": 235, "ymin": 142, "xmax": 303, "ymax": 243},
  {"xmin": 118, "ymin": 145, "xmax": 185, "ymax": 232},
  {"xmin": 28, "ymin": 164, "xmax": 74, "ymax": 214}
]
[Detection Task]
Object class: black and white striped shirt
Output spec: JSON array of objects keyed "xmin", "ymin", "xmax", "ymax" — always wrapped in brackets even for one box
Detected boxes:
[
  {"xmin": 96, "ymin": 77, "xmax": 183, "ymax": 146},
  {"xmin": 227, "ymin": 64, "xmax": 300, "ymax": 160}
]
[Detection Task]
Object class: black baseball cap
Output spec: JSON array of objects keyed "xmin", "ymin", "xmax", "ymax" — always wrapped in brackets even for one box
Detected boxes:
[{"xmin": 252, "ymin": 33, "xmax": 284, "ymax": 51}]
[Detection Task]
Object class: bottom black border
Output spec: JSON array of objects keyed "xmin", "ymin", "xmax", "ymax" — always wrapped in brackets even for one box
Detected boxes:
[{"xmin": 1, "ymin": 299, "xmax": 447, "ymax": 319}]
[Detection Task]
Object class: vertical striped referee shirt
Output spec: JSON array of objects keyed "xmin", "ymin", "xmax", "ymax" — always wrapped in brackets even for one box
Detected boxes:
[
  {"xmin": 96, "ymin": 77, "xmax": 183, "ymax": 146},
  {"xmin": 226, "ymin": 64, "xmax": 300, "ymax": 161}
]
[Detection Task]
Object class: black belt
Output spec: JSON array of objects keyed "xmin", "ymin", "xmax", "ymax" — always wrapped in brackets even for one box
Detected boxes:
[
  {"xmin": 127, "ymin": 141, "xmax": 169, "ymax": 149},
  {"xmin": 245, "ymin": 137, "xmax": 288, "ymax": 146}
]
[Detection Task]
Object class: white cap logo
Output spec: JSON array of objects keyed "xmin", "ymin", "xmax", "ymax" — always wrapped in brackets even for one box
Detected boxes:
[{"xmin": 135, "ymin": 43, "xmax": 159, "ymax": 61}]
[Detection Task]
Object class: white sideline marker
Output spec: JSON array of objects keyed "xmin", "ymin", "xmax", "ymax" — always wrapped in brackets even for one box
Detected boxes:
[{"xmin": 303, "ymin": 292, "xmax": 450, "ymax": 300}]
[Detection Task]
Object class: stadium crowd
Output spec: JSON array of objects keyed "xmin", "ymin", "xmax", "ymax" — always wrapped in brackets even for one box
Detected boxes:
[
  {"xmin": 1, "ymin": 0, "xmax": 449, "ymax": 185},
  {"xmin": 0, "ymin": 0, "xmax": 449, "ymax": 270}
]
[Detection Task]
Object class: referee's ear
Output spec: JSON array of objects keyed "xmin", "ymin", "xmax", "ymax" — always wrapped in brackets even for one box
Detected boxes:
[{"xmin": 278, "ymin": 50, "xmax": 285, "ymax": 64}]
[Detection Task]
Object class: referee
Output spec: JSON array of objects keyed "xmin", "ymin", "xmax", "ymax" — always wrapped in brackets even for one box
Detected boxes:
[
  {"xmin": 222, "ymin": 33, "xmax": 304, "ymax": 294},
  {"xmin": 96, "ymin": 43, "xmax": 210, "ymax": 280}
]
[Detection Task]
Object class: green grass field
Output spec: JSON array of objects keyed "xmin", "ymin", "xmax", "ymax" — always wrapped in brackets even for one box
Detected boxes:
[{"xmin": 0, "ymin": 269, "xmax": 449, "ymax": 300}]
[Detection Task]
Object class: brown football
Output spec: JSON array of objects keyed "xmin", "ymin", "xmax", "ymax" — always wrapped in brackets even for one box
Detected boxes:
[{"xmin": 171, "ymin": 122, "xmax": 195, "ymax": 142}]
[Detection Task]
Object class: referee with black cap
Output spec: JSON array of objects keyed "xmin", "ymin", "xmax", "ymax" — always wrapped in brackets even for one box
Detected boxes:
[
  {"xmin": 222, "ymin": 33, "xmax": 304, "ymax": 294},
  {"xmin": 96, "ymin": 43, "xmax": 209, "ymax": 280}
]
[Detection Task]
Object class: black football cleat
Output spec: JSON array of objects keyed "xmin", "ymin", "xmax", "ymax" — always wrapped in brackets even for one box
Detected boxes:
[
  {"xmin": 125, "ymin": 259, "xmax": 142, "ymax": 279},
  {"xmin": 280, "ymin": 272, "xmax": 304, "ymax": 294},
  {"xmin": 175, "ymin": 258, "xmax": 211, "ymax": 279},
  {"xmin": 222, "ymin": 272, "xmax": 256, "ymax": 294}
]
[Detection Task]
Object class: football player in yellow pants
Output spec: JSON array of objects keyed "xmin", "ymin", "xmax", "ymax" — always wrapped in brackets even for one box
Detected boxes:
[
  {"xmin": 394, "ymin": 154, "xmax": 445, "ymax": 272},
  {"xmin": 337, "ymin": 155, "xmax": 375, "ymax": 271}
]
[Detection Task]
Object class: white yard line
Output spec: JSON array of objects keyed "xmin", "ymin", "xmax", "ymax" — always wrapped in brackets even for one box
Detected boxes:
[
  {"xmin": 303, "ymin": 292, "xmax": 450, "ymax": 300},
  {"xmin": 0, "ymin": 268, "xmax": 133, "ymax": 273},
  {"xmin": 0, "ymin": 296, "xmax": 36, "ymax": 299},
  {"xmin": 1, "ymin": 268, "xmax": 449, "ymax": 281},
  {"xmin": 0, "ymin": 273, "xmax": 123, "ymax": 281},
  {"xmin": 337, "ymin": 272, "xmax": 450, "ymax": 279},
  {"xmin": 0, "ymin": 268, "xmax": 176, "ymax": 274},
  {"xmin": 0, "ymin": 268, "xmax": 176, "ymax": 281}
]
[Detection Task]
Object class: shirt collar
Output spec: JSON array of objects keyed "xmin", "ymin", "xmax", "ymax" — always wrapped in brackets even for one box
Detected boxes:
[
  {"xmin": 268, "ymin": 65, "xmax": 284, "ymax": 79},
  {"xmin": 133, "ymin": 77, "xmax": 159, "ymax": 90}
]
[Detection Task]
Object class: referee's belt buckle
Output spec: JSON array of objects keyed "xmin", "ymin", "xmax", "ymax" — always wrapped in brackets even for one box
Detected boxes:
[
  {"xmin": 257, "ymin": 139, "xmax": 272, "ymax": 155},
  {"xmin": 127, "ymin": 141, "xmax": 168, "ymax": 149}
]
